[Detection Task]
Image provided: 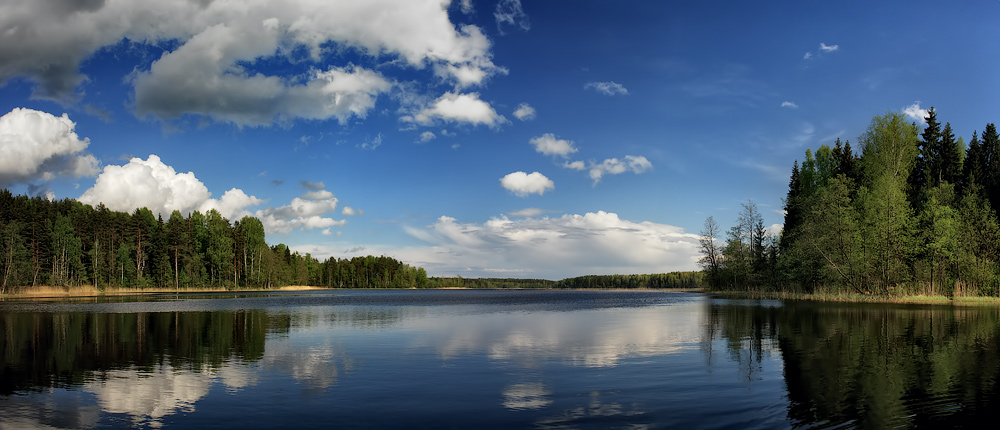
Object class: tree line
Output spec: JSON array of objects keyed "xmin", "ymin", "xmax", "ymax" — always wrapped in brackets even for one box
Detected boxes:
[
  {"xmin": 426, "ymin": 272, "xmax": 704, "ymax": 289},
  {"xmin": 700, "ymin": 109, "xmax": 1000, "ymax": 296},
  {"xmin": 0, "ymin": 190, "xmax": 427, "ymax": 293}
]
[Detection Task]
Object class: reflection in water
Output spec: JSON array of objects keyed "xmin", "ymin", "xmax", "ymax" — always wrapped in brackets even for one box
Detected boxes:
[
  {"xmin": 410, "ymin": 304, "xmax": 704, "ymax": 368},
  {"xmin": 707, "ymin": 299, "xmax": 1000, "ymax": 428},
  {"xmin": 85, "ymin": 364, "xmax": 211, "ymax": 428},
  {"xmin": 501, "ymin": 382, "xmax": 552, "ymax": 410},
  {"xmin": 533, "ymin": 390, "xmax": 651, "ymax": 429},
  {"xmin": 9, "ymin": 291, "xmax": 1000, "ymax": 428}
]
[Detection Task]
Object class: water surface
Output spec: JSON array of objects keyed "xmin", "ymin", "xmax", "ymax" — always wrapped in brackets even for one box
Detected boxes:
[{"xmin": 1, "ymin": 290, "xmax": 998, "ymax": 428}]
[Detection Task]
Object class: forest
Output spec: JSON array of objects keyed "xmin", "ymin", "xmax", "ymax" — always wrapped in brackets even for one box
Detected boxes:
[
  {"xmin": 0, "ymin": 191, "xmax": 428, "ymax": 293},
  {"xmin": 700, "ymin": 109, "xmax": 1000, "ymax": 297},
  {"xmin": 426, "ymin": 272, "xmax": 704, "ymax": 289}
]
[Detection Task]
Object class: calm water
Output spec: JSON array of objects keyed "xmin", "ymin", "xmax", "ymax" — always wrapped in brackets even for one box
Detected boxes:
[{"xmin": 1, "ymin": 290, "xmax": 999, "ymax": 429}]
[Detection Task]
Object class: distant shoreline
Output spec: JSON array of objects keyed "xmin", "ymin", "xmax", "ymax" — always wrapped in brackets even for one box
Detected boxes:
[{"xmin": 1, "ymin": 285, "xmax": 704, "ymax": 299}]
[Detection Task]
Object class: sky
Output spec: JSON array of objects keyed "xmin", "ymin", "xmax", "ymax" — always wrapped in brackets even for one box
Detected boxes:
[{"xmin": 1, "ymin": 0, "xmax": 998, "ymax": 280}]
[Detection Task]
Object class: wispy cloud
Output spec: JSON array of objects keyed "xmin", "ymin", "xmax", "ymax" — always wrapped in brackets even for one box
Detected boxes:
[
  {"xmin": 803, "ymin": 42, "xmax": 840, "ymax": 61},
  {"xmin": 781, "ymin": 101, "xmax": 799, "ymax": 109},
  {"xmin": 495, "ymin": 0, "xmax": 530, "ymax": 34},
  {"xmin": 584, "ymin": 81, "xmax": 629, "ymax": 96}
]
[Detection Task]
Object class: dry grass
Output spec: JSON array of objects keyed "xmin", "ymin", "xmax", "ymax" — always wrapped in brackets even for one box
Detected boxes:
[{"xmin": 712, "ymin": 289, "xmax": 1000, "ymax": 305}]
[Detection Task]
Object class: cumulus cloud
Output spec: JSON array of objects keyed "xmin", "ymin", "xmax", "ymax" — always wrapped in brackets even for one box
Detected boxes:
[
  {"xmin": 513, "ymin": 103, "xmax": 536, "ymax": 121},
  {"xmin": 80, "ymin": 154, "xmax": 237, "ymax": 217},
  {"xmin": 0, "ymin": 108, "xmax": 100, "ymax": 187},
  {"xmin": 404, "ymin": 92, "xmax": 505, "ymax": 127},
  {"xmin": 781, "ymin": 101, "xmax": 799, "ymax": 109},
  {"xmin": 418, "ymin": 131, "xmax": 436, "ymax": 143},
  {"xmin": 500, "ymin": 171, "xmax": 554, "ymax": 196},
  {"xmin": 584, "ymin": 81, "xmax": 628, "ymax": 96},
  {"xmin": 78, "ymin": 155, "xmax": 346, "ymax": 234},
  {"xmin": 403, "ymin": 211, "xmax": 702, "ymax": 279},
  {"xmin": 588, "ymin": 156, "xmax": 653, "ymax": 184},
  {"xmin": 495, "ymin": 0, "xmax": 530, "ymax": 34},
  {"xmin": 530, "ymin": 133, "xmax": 577, "ymax": 158},
  {"xmin": 903, "ymin": 102, "xmax": 930, "ymax": 125},
  {"xmin": 0, "ymin": 0, "xmax": 505, "ymax": 123}
]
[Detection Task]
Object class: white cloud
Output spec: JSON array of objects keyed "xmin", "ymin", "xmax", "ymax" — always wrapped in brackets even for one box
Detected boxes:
[
  {"xmin": 584, "ymin": 81, "xmax": 629, "ymax": 96},
  {"xmin": 781, "ymin": 101, "xmax": 799, "ymax": 109},
  {"xmin": 78, "ymin": 154, "xmax": 346, "ymax": 235},
  {"xmin": 508, "ymin": 208, "xmax": 546, "ymax": 217},
  {"xmin": 819, "ymin": 42, "xmax": 839, "ymax": 52},
  {"xmin": 418, "ymin": 131, "xmax": 436, "ymax": 142},
  {"xmin": 500, "ymin": 171, "xmax": 554, "ymax": 196},
  {"xmin": 403, "ymin": 211, "xmax": 702, "ymax": 279},
  {"xmin": 803, "ymin": 52, "xmax": 813, "ymax": 60},
  {"xmin": 495, "ymin": 0, "xmax": 530, "ymax": 34},
  {"xmin": 1, "ymin": 0, "xmax": 504, "ymax": 122},
  {"xmin": 404, "ymin": 92, "xmax": 506, "ymax": 127},
  {"xmin": 513, "ymin": 103, "xmax": 536, "ymax": 121},
  {"xmin": 588, "ymin": 156, "xmax": 652, "ymax": 184},
  {"xmin": 903, "ymin": 102, "xmax": 929, "ymax": 125},
  {"xmin": 342, "ymin": 206, "xmax": 362, "ymax": 216},
  {"xmin": 0, "ymin": 108, "xmax": 99, "ymax": 187},
  {"xmin": 563, "ymin": 160, "xmax": 586, "ymax": 171},
  {"xmin": 530, "ymin": 133, "xmax": 577, "ymax": 158},
  {"xmin": 79, "ymin": 154, "xmax": 217, "ymax": 217}
]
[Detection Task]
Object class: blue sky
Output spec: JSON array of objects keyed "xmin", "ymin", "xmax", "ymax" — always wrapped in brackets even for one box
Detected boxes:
[{"xmin": 1, "ymin": 0, "xmax": 997, "ymax": 279}]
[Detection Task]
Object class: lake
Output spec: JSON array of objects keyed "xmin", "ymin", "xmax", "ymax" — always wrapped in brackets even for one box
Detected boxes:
[{"xmin": 2, "ymin": 289, "xmax": 998, "ymax": 429}]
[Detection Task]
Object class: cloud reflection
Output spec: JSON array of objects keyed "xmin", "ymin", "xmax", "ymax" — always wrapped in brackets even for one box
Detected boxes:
[
  {"xmin": 84, "ymin": 364, "xmax": 212, "ymax": 428},
  {"xmin": 502, "ymin": 382, "xmax": 553, "ymax": 410},
  {"xmin": 410, "ymin": 303, "xmax": 704, "ymax": 368}
]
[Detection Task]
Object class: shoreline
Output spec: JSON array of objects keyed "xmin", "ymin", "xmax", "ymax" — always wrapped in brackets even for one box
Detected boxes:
[
  {"xmin": 709, "ymin": 290, "xmax": 1000, "ymax": 305},
  {"xmin": 0, "ymin": 285, "xmax": 704, "ymax": 299}
]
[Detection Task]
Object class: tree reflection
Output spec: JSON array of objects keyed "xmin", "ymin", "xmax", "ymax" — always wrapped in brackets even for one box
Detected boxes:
[
  {"xmin": 706, "ymin": 299, "xmax": 1000, "ymax": 428},
  {"xmin": 0, "ymin": 310, "xmax": 285, "ymax": 395}
]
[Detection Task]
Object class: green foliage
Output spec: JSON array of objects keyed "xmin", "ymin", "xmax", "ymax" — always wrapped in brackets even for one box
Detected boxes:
[
  {"xmin": 0, "ymin": 190, "xmax": 433, "ymax": 291},
  {"xmin": 702, "ymin": 109, "xmax": 1000, "ymax": 297}
]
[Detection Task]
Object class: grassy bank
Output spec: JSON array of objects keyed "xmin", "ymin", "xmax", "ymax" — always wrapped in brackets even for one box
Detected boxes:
[
  {"xmin": 0, "ymin": 285, "xmax": 330, "ymax": 298},
  {"xmin": 710, "ymin": 289, "xmax": 1000, "ymax": 305}
]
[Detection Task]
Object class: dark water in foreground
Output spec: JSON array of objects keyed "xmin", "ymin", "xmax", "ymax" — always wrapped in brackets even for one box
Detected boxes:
[{"xmin": 1, "ymin": 290, "xmax": 999, "ymax": 429}]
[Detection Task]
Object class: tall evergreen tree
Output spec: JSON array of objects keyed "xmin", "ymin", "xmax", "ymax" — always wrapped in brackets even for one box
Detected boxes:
[
  {"xmin": 908, "ymin": 107, "xmax": 940, "ymax": 207},
  {"xmin": 780, "ymin": 161, "xmax": 803, "ymax": 254},
  {"xmin": 961, "ymin": 131, "xmax": 984, "ymax": 197},
  {"xmin": 982, "ymin": 123, "xmax": 1000, "ymax": 214},
  {"xmin": 938, "ymin": 122, "xmax": 962, "ymax": 186}
]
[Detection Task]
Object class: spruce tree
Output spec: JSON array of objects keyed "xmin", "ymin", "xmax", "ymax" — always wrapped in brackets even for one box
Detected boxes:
[
  {"xmin": 908, "ymin": 107, "xmax": 940, "ymax": 207},
  {"xmin": 938, "ymin": 122, "xmax": 962, "ymax": 185},
  {"xmin": 961, "ymin": 131, "xmax": 983, "ymax": 196},
  {"xmin": 780, "ymin": 161, "xmax": 802, "ymax": 253}
]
